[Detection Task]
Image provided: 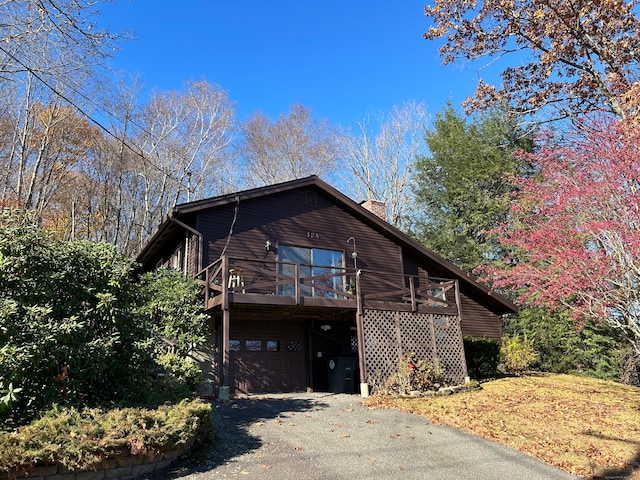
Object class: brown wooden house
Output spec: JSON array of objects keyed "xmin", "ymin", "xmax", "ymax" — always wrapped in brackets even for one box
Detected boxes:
[{"xmin": 136, "ymin": 176, "xmax": 516, "ymax": 398}]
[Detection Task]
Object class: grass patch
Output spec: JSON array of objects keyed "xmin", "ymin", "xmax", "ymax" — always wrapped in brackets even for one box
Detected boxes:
[
  {"xmin": 0, "ymin": 398, "xmax": 211, "ymax": 473},
  {"xmin": 366, "ymin": 374, "xmax": 640, "ymax": 479}
]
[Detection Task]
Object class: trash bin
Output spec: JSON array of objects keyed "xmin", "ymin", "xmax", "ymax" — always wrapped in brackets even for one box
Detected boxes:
[{"xmin": 327, "ymin": 357, "xmax": 357, "ymax": 393}]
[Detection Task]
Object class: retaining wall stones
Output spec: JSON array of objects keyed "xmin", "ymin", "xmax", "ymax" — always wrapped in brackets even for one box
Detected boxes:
[{"xmin": 0, "ymin": 440, "xmax": 195, "ymax": 480}]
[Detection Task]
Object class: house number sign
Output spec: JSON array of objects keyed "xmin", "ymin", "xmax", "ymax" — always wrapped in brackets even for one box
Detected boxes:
[{"xmin": 307, "ymin": 231, "xmax": 320, "ymax": 239}]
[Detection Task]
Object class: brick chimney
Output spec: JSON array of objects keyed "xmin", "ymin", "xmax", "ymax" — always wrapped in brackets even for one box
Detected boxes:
[{"xmin": 361, "ymin": 199, "xmax": 387, "ymax": 221}]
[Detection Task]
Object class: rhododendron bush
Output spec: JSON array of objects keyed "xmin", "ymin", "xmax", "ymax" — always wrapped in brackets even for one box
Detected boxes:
[{"xmin": 485, "ymin": 117, "xmax": 640, "ymax": 354}]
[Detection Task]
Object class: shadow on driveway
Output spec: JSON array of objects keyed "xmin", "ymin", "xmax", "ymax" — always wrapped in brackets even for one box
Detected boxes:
[
  {"xmin": 150, "ymin": 393, "xmax": 580, "ymax": 480},
  {"xmin": 161, "ymin": 394, "xmax": 331, "ymax": 478}
]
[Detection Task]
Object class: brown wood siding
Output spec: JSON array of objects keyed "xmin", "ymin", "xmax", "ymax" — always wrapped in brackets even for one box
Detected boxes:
[
  {"xmin": 459, "ymin": 292, "xmax": 502, "ymax": 341},
  {"xmin": 186, "ymin": 232, "xmax": 199, "ymax": 276},
  {"xmin": 195, "ymin": 187, "xmax": 404, "ymax": 298}
]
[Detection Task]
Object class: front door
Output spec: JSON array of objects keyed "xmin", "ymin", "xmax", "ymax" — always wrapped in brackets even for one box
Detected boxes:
[{"xmin": 229, "ymin": 319, "xmax": 306, "ymax": 395}]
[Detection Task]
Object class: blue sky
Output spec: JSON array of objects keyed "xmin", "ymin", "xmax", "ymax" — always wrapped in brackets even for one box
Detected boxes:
[{"xmin": 99, "ymin": 1, "xmax": 492, "ymax": 128}]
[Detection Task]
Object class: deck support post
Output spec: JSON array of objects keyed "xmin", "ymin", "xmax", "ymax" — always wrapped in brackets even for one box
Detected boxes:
[
  {"xmin": 220, "ymin": 256, "xmax": 231, "ymax": 400},
  {"xmin": 354, "ymin": 269, "xmax": 368, "ymax": 398}
]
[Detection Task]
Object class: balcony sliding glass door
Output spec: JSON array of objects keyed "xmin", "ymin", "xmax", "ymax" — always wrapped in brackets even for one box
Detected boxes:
[{"xmin": 278, "ymin": 245, "xmax": 345, "ymax": 298}]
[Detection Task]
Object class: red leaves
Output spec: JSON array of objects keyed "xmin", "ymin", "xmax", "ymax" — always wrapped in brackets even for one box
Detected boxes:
[{"xmin": 485, "ymin": 117, "xmax": 640, "ymax": 347}]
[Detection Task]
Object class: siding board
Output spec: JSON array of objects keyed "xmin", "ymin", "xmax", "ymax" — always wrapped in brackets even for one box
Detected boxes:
[
  {"xmin": 459, "ymin": 292, "xmax": 502, "ymax": 341},
  {"xmin": 197, "ymin": 187, "xmax": 403, "ymax": 298}
]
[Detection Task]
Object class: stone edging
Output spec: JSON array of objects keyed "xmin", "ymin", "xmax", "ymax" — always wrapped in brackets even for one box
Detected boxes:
[
  {"xmin": 406, "ymin": 382, "xmax": 483, "ymax": 397},
  {"xmin": 0, "ymin": 439, "xmax": 196, "ymax": 480}
]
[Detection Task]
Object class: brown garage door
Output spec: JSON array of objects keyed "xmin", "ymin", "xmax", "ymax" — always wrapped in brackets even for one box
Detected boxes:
[{"xmin": 229, "ymin": 319, "xmax": 306, "ymax": 395}]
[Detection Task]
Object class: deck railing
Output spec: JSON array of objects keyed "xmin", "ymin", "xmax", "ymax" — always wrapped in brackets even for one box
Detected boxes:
[{"xmin": 196, "ymin": 256, "xmax": 459, "ymax": 313}]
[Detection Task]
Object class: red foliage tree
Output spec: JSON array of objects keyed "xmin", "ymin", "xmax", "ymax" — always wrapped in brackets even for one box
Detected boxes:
[{"xmin": 484, "ymin": 117, "xmax": 640, "ymax": 354}]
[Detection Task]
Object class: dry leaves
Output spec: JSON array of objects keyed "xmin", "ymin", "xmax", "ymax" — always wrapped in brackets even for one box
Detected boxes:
[{"xmin": 366, "ymin": 374, "xmax": 640, "ymax": 479}]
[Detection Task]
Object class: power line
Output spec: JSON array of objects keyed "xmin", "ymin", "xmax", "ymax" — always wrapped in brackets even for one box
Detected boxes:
[{"xmin": 0, "ymin": 42, "xmax": 178, "ymax": 179}]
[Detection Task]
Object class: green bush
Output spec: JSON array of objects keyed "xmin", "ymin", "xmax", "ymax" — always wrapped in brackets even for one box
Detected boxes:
[
  {"xmin": 0, "ymin": 210, "xmax": 154, "ymax": 425},
  {"xmin": 503, "ymin": 307, "xmax": 622, "ymax": 381},
  {"xmin": 156, "ymin": 353, "xmax": 203, "ymax": 393},
  {"xmin": 463, "ymin": 336, "xmax": 500, "ymax": 379},
  {"xmin": 0, "ymin": 399, "xmax": 211, "ymax": 473},
  {"xmin": 500, "ymin": 334, "xmax": 538, "ymax": 375},
  {"xmin": 137, "ymin": 268, "xmax": 209, "ymax": 358},
  {"xmin": 0, "ymin": 209, "xmax": 209, "ymax": 426}
]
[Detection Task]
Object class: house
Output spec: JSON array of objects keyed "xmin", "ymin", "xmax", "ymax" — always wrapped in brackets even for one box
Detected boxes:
[{"xmin": 136, "ymin": 176, "xmax": 516, "ymax": 398}]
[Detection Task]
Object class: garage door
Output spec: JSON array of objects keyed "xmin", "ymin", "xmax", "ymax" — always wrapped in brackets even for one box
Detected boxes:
[{"xmin": 229, "ymin": 320, "xmax": 306, "ymax": 395}]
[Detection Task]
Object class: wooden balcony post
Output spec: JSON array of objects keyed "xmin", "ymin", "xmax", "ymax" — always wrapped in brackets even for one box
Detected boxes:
[
  {"xmin": 409, "ymin": 275, "xmax": 417, "ymax": 312},
  {"xmin": 453, "ymin": 279, "xmax": 462, "ymax": 317},
  {"xmin": 354, "ymin": 269, "xmax": 368, "ymax": 397},
  {"xmin": 220, "ymin": 255, "xmax": 230, "ymax": 399},
  {"xmin": 453, "ymin": 279, "xmax": 469, "ymax": 379},
  {"xmin": 294, "ymin": 263, "xmax": 300, "ymax": 305},
  {"xmin": 204, "ymin": 264, "xmax": 210, "ymax": 309}
]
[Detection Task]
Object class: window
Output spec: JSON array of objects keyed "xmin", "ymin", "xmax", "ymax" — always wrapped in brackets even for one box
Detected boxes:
[
  {"xmin": 429, "ymin": 280, "xmax": 447, "ymax": 305},
  {"xmin": 278, "ymin": 245, "xmax": 345, "ymax": 298},
  {"xmin": 245, "ymin": 340, "xmax": 262, "ymax": 351},
  {"xmin": 171, "ymin": 243, "xmax": 184, "ymax": 271}
]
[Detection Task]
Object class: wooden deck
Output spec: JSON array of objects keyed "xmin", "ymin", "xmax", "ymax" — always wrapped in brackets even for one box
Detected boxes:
[{"xmin": 196, "ymin": 256, "xmax": 461, "ymax": 315}]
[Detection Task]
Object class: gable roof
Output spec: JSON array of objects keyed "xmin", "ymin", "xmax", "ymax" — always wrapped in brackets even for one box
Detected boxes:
[{"xmin": 137, "ymin": 175, "xmax": 517, "ymax": 314}]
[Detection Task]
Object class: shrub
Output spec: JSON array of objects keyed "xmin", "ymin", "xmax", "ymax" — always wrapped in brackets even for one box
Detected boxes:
[
  {"xmin": 503, "ymin": 307, "xmax": 622, "ymax": 381},
  {"xmin": 0, "ymin": 210, "xmax": 209, "ymax": 426},
  {"xmin": 137, "ymin": 268, "xmax": 209, "ymax": 358},
  {"xmin": 463, "ymin": 336, "xmax": 500, "ymax": 379},
  {"xmin": 500, "ymin": 334, "xmax": 537, "ymax": 375},
  {"xmin": 155, "ymin": 353, "xmax": 203, "ymax": 394},
  {"xmin": 375, "ymin": 353, "xmax": 445, "ymax": 396},
  {"xmin": 0, "ymin": 399, "xmax": 211, "ymax": 473},
  {"xmin": 0, "ymin": 210, "xmax": 154, "ymax": 425}
]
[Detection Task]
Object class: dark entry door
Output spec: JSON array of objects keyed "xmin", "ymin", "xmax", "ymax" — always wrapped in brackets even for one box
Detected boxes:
[{"xmin": 229, "ymin": 320, "xmax": 306, "ymax": 395}]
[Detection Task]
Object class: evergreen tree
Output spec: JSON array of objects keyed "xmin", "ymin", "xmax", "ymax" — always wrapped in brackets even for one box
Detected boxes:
[{"xmin": 412, "ymin": 103, "xmax": 532, "ymax": 273}]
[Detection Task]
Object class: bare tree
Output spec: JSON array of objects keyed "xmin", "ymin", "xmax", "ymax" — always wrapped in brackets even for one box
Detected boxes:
[
  {"xmin": 340, "ymin": 101, "xmax": 428, "ymax": 230},
  {"xmin": 126, "ymin": 80, "xmax": 236, "ymax": 250},
  {"xmin": 0, "ymin": 0, "xmax": 119, "ymax": 82},
  {"xmin": 0, "ymin": 73, "xmax": 100, "ymax": 216},
  {"xmin": 239, "ymin": 104, "xmax": 341, "ymax": 187}
]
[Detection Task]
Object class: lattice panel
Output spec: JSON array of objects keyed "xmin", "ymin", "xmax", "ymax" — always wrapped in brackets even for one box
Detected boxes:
[
  {"xmin": 363, "ymin": 309, "xmax": 401, "ymax": 383},
  {"xmin": 363, "ymin": 309, "xmax": 467, "ymax": 388},
  {"xmin": 433, "ymin": 314, "xmax": 467, "ymax": 384},
  {"xmin": 398, "ymin": 311, "xmax": 436, "ymax": 362}
]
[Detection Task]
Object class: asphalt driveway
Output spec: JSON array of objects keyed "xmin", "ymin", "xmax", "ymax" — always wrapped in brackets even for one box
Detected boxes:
[{"xmin": 153, "ymin": 393, "xmax": 579, "ymax": 480}]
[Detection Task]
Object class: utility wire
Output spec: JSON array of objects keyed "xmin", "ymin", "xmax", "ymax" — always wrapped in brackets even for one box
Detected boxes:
[{"xmin": 0, "ymin": 43, "xmax": 176, "ymax": 179}]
